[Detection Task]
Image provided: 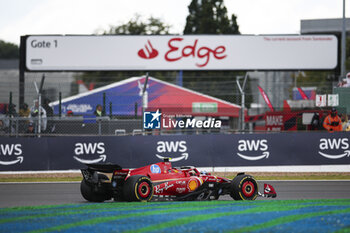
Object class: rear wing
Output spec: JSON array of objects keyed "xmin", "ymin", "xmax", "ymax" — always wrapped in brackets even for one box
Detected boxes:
[
  {"xmin": 83, "ymin": 163, "xmax": 122, "ymax": 173},
  {"xmin": 81, "ymin": 163, "xmax": 123, "ymax": 184}
]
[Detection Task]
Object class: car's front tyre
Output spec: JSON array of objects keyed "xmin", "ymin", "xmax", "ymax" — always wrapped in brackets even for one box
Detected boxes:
[{"xmin": 230, "ymin": 174, "xmax": 258, "ymax": 200}]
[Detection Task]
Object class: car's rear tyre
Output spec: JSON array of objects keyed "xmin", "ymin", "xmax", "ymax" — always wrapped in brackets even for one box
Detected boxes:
[
  {"xmin": 230, "ymin": 174, "xmax": 258, "ymax": 200},
  {"xmin": 123, "ymin": 175, "xmax": 153, "ymax": 202},
  {"xmin": 80, "ymin": 174, "xmax": 111, "ymax": 202}
]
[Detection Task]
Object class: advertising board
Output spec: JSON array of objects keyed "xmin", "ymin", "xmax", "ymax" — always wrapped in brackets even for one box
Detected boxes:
[
  {"xmin": 25, "ymin": 35, "xmax": 338, "ymax": 71},
  {"xmin": 0, "ymin": 132, "xmax": 349, "ymax": 171}
]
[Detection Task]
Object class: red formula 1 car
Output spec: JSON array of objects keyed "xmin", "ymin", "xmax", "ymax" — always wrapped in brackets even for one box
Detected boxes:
[{"xmin": 80, "ymin": 159, "xmax": 276, "ymax": 202}]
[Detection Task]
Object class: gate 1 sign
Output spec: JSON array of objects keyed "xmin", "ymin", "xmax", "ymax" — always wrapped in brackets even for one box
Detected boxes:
[{"xmin": 25, "ymin": 35, "xmax": 337, "ymax": 71}]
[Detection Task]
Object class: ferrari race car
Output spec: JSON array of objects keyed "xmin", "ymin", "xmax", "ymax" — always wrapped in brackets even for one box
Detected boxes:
[{"xmin": 80, "ymin": 159, "xmax": 277, "ymax": 202}]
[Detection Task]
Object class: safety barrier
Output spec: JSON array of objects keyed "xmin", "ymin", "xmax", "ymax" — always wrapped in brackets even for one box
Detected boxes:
[{"xmin": 0, "ymin": 132, "xmax": 349, "ymax": 171}]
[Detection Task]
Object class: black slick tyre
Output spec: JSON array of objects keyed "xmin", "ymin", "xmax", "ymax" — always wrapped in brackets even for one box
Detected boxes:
[
  {"xmin": 123, "ymin": 175, "xmax": 153, "ymax": 202},
  {"xmin": 230, "ymin": 174, "xmax": 258, "ymax": 200},
  {"xmin": 80, "ymin": 174, "xmax": 111, "ymax": 202}
]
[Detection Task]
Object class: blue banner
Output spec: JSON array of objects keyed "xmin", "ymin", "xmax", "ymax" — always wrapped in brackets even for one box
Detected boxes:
[{"xmin": 0, "ymin": 132, "xmax": 349, "ymax": 171}]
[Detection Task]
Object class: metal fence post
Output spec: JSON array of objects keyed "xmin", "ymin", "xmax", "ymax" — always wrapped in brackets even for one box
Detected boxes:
[
  {"xmin": 236, "ymin": 73, "xmax": 248, "ymax": 131},
  {"xmin": 103, "ymin": 92, "xmax": 106, "ymax": 116},
  {"xmin": 9, "ymin": 92, "xmax": 13, "ymax": 136},
  {"xmin": 59, "ymin": 92, "xmax": 62, "ymax": 117},
  {"xmin": 109, "ymin": 102, "xmax": 112, "ymax": 118},
  {"xmin": 98, "ymin": 119, "xmax": 102, "ymax": 135},
  {"xmin": 15, "ymin": 117, "xmax": 18, "ymax": 137}
]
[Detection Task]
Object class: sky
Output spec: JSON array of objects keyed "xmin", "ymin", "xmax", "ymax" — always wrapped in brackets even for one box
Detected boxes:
[{"xmin": 0, "ymin": 0, "xmax": 348, "ymax": 45}]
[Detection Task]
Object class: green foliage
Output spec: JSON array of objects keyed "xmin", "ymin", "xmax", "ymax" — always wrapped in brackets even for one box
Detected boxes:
[
  {"xmin": 184, "ymin": 0, "xmax": 240, "ymax": 34},
  {"xmin": 106, "ymin": 15, "xmax": 171, "ymax": 35},
  {"xmin": 0, "ymin": 40, "xmax": 19, "ymax": 59}
]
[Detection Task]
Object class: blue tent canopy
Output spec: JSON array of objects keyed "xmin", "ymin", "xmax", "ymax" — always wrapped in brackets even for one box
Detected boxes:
[{"xmin": 50, "ymin": 76, "xmax": 240, "ymax": 117}]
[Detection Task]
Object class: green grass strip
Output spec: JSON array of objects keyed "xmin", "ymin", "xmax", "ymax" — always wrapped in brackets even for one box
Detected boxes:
[
  {"xmin": 126, "ymin": 202, "xmax": 350, "ymax": 233},
  {"xmin": 231, "ymin": 207, "xmax": 350, "ymax": 233}
]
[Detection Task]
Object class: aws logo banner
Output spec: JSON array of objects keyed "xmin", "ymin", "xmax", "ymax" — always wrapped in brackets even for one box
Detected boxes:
[
  {"xmin": 236, "ymin": 139, "xmax": 270, "ymax": 161},
  {"xmin": 318, "ymin": 138, "xmax": 350, "ymax": 159},
  {"xmin": 155, "ymin": 140, "xmax": 189, "ymax": 162},
  {"xmin": 0, "ymin": 144, "xmax": 23, "ymax": 166},
  {"xmin": 73, "ymin": 142, "xmax": 107, "ymax": 164}
]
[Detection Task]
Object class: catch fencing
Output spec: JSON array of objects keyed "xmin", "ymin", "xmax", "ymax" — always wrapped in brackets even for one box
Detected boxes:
[{"xmin": 0, "ymin": 71, "xmax": 348, "ymax": 135}]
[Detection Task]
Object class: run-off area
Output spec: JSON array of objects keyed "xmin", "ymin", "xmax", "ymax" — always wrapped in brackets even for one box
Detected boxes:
[{"xmin": 0, "ymin": 199, "xmax": 349, "ymax": 233}]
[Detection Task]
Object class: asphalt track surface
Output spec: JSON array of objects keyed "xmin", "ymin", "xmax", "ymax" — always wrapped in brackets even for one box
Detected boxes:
[{"xmin": 0, "ymin": 180, "xmax": 349, "ymax": 208}]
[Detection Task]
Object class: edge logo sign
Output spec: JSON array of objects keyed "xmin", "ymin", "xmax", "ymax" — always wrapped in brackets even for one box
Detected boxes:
[
  {"xmin": 138, "ymin": 40, "xmax": 159, "ymax": 59},
  {"xmin": 73, "ymin": 142, "xmax": 107, "ymax": 164},
  {"xmin": 0, "ymin": 144, "xmax": 23, "ymax": 165},
  {"xmin": 155, "ymin": 140, "xmax": 189, "ymax": 162},
  {"xmin": 236, "ymin": 139, "xmax": 270, "ymax": 161},
  {"xmin": 137, "ymin": 38, "xmax": 227, "ymax": 68},
  {"xmin": 318, "ymin": 138, "xmax": 350, "ymax": 159}
]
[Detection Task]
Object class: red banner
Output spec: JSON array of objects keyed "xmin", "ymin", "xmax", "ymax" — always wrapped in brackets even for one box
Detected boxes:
[
  {"xmin": 258, "ymin": 86, "xmax": 274, "ymax": 112},
  {"xmin": 297, "ymin": 87, "xmax": 308, "ymax": 100}
]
